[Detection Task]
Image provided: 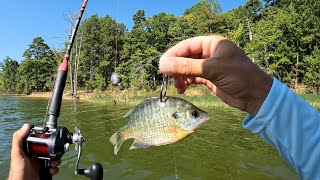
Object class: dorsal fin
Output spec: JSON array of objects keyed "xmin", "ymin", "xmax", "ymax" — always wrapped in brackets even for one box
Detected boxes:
[
  {"xmin": 123, "ymin": 97, "xmax": 159, "ymax": 119},
  {"xmin": 123, "ymin": 107, "xmax": 134, "ymax": 118}
]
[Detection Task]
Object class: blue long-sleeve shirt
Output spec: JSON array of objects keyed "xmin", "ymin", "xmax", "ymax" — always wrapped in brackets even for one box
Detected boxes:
[{"xmin": 243, "ymin": 78, "xmax": 320, "ymax": 179}]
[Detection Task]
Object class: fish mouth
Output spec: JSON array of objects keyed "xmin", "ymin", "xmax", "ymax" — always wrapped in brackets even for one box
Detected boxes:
[
  {"xmin": 192, "ymin": 116, "xmax": 210, "ymax": 131},
  {"xmin": 202, "ymin": 116, "xmax": 210, "ymax": 124}
]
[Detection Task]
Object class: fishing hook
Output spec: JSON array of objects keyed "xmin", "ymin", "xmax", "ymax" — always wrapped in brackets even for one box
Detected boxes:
[{"xmin": 159, "ymin": 74, "xmax": 168, "ymax": 102}]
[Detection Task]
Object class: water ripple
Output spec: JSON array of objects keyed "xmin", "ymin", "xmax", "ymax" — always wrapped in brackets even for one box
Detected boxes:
[{"xmin": 0, "ymin": 97, "xmax": 298, "ymax": 179}]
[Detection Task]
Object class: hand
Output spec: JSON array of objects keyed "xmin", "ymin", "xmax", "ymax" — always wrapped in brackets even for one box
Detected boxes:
[
  {"xmin": 159, "ymin": 35, "xmax": 272, "ymax": 115},
  {"xmin": 8, "ymin": 124, "xmax": 61, "ymax": 180}
]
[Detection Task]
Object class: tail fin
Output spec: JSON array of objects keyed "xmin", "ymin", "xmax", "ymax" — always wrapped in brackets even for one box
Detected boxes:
[{"xmin": 109, "ymin": 131, "xmax": 123, "ymax": 155}]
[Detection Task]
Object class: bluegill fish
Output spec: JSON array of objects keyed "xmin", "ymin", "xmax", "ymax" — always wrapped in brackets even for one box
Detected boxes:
[{"xmin": 110, "ymin": 96, "xmax": 209, "ymax": 155}]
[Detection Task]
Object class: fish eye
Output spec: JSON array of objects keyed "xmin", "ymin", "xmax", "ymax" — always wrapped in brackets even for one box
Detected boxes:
[
  {"xmin": 191, "ymin": 110, "xmax": 199, "ymax": 118},
  {"xmin": 172, "ymin": 112, "xmax": 179, "ymax": 119}
]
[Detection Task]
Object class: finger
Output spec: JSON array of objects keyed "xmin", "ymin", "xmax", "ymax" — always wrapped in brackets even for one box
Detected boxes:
[
  {"xmin": 49, "ymin": 167, "xmax": 59, "ymax": 175},
  {"xmin": 159, "ymin": 56, "xmax": 208, "ymax": 77},
  {"xmin": 173, "ymin": 77, "xmax": 187, "ymax": 94},
  {"xmin": 50, "ymin": 159, "xmax": 61, "ymax": 168},
  {"xmin": 185, "ymin": 77, "xmax": 215, "ymax": 90},
  {"xmin": 162, "ymin": 36, "xmax": 224, "ymax": 59},
  {"xmin": 11, "ymin": 124, "xmax": 30, "ymax": 158}
]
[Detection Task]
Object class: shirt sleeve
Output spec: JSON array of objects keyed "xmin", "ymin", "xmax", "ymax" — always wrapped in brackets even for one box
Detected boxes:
[{"xmin": 243, "ymin": 77, "xmax": 320, "ymax": 179}]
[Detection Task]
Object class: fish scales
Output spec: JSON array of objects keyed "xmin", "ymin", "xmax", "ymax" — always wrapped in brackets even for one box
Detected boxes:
[
  {"xmin": 135, "ymin": 99, "xmax": 171, "ymax": 144},
  {"xmin": 110, "ymin": 96, "xmax": 209, "ymax": 155},
  {"xmin": 121, "ymin": 100, "xmax": 166, "ymax": 143}
]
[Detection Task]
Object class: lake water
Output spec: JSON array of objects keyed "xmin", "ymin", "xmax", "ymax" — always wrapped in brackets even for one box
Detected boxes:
[{"xmin": 0, "ymin": 96, "xmax": 298, "ymax": 179}]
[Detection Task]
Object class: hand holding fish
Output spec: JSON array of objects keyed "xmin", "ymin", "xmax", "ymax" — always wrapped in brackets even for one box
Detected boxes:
[{"xmin": 159, "ymin": 35, "xmax": 273, "ymax": 116}]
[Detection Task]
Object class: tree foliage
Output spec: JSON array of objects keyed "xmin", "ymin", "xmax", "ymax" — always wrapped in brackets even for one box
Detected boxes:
[
  {"xmin": 0, "ymin": 57, "xmax": 19, "ymax": 93},
  {"xmin": 1, "ymin": 0, "xmax": 319, "ymax": 93},
  {"xmin": 20, "ymin": 37, "xmax": 56, "ymax": 93}
]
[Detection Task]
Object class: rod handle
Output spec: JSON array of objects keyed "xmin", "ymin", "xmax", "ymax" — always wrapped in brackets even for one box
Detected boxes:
[{"xmin": 39, "ymin": 160, "xmax": 52, "ymax": 180}]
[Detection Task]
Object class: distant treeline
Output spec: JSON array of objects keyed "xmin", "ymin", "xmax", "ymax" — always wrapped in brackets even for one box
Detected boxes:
[{"xmin": 0, "ymin": 0, "xmax": 319, "ymax": 95}]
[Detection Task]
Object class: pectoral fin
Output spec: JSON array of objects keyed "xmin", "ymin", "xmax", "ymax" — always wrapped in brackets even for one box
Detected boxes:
[
  {"xmin": 129, "ymin": 140, "xmax": 150, "ymax": 150},
  {"xmin": 173, "ymin": 125, "xmax": 194, "ymax": 142}
]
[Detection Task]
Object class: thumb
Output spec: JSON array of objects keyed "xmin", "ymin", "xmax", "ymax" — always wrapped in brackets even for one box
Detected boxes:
[
  {"xmin": 11, "ymin": 123, "xmax": 30, "ymax": 158},
  {"xmin": 159, "ymin": 56, "xmax": 208, "ymax": 77}
]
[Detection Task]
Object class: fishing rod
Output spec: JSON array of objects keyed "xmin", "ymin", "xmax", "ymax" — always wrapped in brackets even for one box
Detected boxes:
[{"xmin": 22, "ymin": 0, "xmax": 103, "ymax": 179}]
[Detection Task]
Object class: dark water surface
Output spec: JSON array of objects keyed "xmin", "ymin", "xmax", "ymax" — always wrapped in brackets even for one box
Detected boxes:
[{"xmin": 0, "ymin": 96, "xmax": 298, "ymax": 179}]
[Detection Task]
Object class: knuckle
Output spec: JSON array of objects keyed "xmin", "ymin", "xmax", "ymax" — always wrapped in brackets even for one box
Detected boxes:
[
  {"xmin": 180, "ymin": 58, "xmax": 190, "ymax": 75},
  {"xmin": 171, "ymin": 58, "xmax": 193, "ymax": 76},
  {"xmin": 171, "ymin": 60, "xmax": 180, "ymax": 75},
  {"xmin": 13, "ymin": 131, "xmax": 19, "ymax": 139}
]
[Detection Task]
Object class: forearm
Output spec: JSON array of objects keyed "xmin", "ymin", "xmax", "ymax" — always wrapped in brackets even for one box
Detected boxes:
[{"xmin": 243, "ymin": 77, "xmax": 320, "ymax": 179}]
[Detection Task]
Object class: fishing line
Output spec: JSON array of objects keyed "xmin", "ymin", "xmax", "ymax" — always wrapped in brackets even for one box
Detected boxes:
[
  {"xmin": 173, "ymin": 149, "xmax": 179, "ymax": 179},
  {"xmin": 44, "ymin": 99, "xmax": 50, "ymax": 126},
  {"xmin": 71, "ymin": 99, "xmax": 80, "ymax": 128},
  {"xmin": 114, "ymin": 0, "xmax": 120, "ymax": 68}
]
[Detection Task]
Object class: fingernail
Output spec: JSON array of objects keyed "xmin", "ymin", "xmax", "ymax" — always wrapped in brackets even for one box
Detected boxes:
[
  {"xmin": 21, "ymin": 123, "xmax": 28, "ymax": 130},
  {"xmin": 173, "ymin": 77, "xmax": 178, "ymax": 86},
  {"xmin": 50, "ymin": 161, "xmax": 57, "ymax": 167},
  {"xmin": 177, "ymin": 88, "xmax": 184, "ymax": 94},
  {"xmin": 49, "ymin": 167, "xmax": 59, "ymax": 175}
]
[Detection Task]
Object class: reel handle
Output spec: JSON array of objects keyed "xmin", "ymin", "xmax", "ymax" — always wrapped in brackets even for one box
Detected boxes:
[{"xmin": 77, "ymin": 162, "xmax": 103, "ymax": 180}]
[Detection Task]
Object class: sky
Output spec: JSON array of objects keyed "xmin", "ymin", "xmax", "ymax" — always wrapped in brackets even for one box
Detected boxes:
[{"xmin": 0, "ymin": 0, "xmax": 247, "ymax": 62}]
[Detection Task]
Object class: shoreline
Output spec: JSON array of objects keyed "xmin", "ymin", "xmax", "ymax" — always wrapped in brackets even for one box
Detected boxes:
[
  {"xmin": 12, "ymin": 91, "xmax": 94, "ymax": 100},
  {"xmin": 2, "ymin": 89, "xmax": 319, "ymax": 108}
]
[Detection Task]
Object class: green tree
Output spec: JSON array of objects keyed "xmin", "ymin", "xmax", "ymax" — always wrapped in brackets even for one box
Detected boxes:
[
  {"xmin": 23, "ymin": 37, "xmax": 53, "ymax": 60},
  {"xmin": 184, "ymin": 0, "xmax": 222, "ymax": 35},
  {"xmin": 244, "ymin": 11, "xmax": 282, "ymax": 72},
  {"xmin": 222, "ymin": 7, "xmax": 247, "ymax": 46},
  {"xmin": 146, "ymin": 12, "xmax": 175, "ymax": 52},
  {"xmin": 144, "ymin": 13, "xmax": 177, "ymax": 88},
  {"xmin": 168, "ymin": 16, "xmax": 196, "ymax": 43},
  {"xmin": 80, "ymin": 15, "xmax": 102, "ymax": 91},
  {"xmin": 17, "ymin": 60, "xmax": 35, "ymax": 94},
  {"xmin": 97, "ymin": 15, "xmax": 125, "ymax": 89},
  {"xmin": 304, "ymin": 47, "xmax": 320, "ymax": 93},
  {"xmin": 117, "ymin": 10, "xmax": 148, "ymax": 88},
  {"xmin": 19, "ymin": 37, "xmax": 56, "ymax": 92},
  {"xmin": 0, "ymin": 73, "xmax": 3, "ymax": 93},
  {"xmin": 79, "ymin": 14, "xmax": 125, "ymax": 90},
  {"xmin": 0, "ymin": 57, "xmax": 19, "ymax": 93}
]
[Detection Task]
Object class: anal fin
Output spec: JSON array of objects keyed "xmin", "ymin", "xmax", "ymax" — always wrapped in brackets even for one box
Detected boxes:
[{"xmin": 129, "ymin": 140, "xmax": 150, "ymax": 150}]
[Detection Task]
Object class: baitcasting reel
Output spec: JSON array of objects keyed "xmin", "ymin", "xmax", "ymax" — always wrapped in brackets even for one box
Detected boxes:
[{"xmin": 23, "ymin": 125, "xmax": 103, "ymax": 180}]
